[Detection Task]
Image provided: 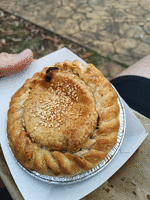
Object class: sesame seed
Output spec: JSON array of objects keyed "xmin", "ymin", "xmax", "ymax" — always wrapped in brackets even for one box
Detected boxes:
[{"xmin": 33, "ymin": 83, "xmax": 78, "ymax": 128}]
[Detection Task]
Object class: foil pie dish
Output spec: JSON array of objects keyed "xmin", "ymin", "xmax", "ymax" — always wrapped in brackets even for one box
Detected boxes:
[
  {"xmin": 7, "ymin": 60, "xmax": 126, "ymax": 185},
  {"xmin": 7, "ymin": 94, "xmax": 126, "ymax": 185}
]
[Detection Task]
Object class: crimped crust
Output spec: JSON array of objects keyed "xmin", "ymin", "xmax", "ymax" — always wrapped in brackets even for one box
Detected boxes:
[{"xmin": 7, "ymin": 60, "xmax": 120, "ymax": 176}]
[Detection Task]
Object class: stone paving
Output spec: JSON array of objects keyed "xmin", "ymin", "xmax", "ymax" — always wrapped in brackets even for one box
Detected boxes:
[{"xmin": 0, "ymin": 0, "xmax": 150, "ymax": 67}]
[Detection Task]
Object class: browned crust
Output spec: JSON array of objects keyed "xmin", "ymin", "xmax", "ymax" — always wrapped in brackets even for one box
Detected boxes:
[{"xmin": 7, "ymin": 60, "xmax": 120, "ymax": 176}]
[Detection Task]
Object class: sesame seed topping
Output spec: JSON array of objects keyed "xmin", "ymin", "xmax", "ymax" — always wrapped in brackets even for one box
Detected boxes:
[{"xmin": 31, "ymin": 82, "xmax": 80, "ymax": 129}]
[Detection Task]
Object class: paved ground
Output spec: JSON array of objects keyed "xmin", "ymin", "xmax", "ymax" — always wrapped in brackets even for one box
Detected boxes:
[{"xmin": 0, "ymin": 0, "xmax": 150, "ymax": 73}]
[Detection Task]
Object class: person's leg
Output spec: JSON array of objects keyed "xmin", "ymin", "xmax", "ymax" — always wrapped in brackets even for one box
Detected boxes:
[
  {"xmin": 0, "ymin": 187, "xmax": 13, "ymax": 200},
  {"xmin": 110, "ymin": 55, "xmax": 150, "ymax": 119},
  {"xmin": 116, "ymin": 54, "xmax": 150, "ymax": 79}
]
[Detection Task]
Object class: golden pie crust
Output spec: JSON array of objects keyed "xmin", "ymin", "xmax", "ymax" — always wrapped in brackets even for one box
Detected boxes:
[{"xmin": 7, "ymin": 60, "xmax": 120, "ymax": 176}]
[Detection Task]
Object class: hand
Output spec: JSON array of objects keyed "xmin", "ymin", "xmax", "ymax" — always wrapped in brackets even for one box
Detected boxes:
[{"xmin": 0, "ymin": 49, "xmax": 33, "ymax": 77}]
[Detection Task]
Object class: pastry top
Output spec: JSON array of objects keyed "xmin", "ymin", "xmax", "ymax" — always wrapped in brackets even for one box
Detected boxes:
[
  {"xmin": 23, "ymin": 69, "xmax": 97, "ymax": 153},
  {"xmin": 7, "ymin": 60, "xmax": 120, "ymax": 176}
]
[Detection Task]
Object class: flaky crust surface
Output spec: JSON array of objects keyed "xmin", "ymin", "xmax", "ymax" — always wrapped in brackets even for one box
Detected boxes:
[{"xmin": 7, "ymin": 60, "xmax": 120, "ymax": 176}]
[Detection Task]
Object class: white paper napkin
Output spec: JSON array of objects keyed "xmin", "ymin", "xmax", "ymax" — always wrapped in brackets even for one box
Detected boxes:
[{"xmin": 0, "ymin": 48, "xmax": 148, "ymax": 200}]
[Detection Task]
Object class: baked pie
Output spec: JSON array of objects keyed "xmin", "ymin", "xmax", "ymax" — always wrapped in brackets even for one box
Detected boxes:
[{"xmin": 7, "ymin": 60, "xmax": 120, "ymax": 176}]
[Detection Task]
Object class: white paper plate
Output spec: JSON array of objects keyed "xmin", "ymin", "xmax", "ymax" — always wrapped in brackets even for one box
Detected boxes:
[{"xmin": 0, "ymin": 48, "xmax": 148, "ymax": 200}]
